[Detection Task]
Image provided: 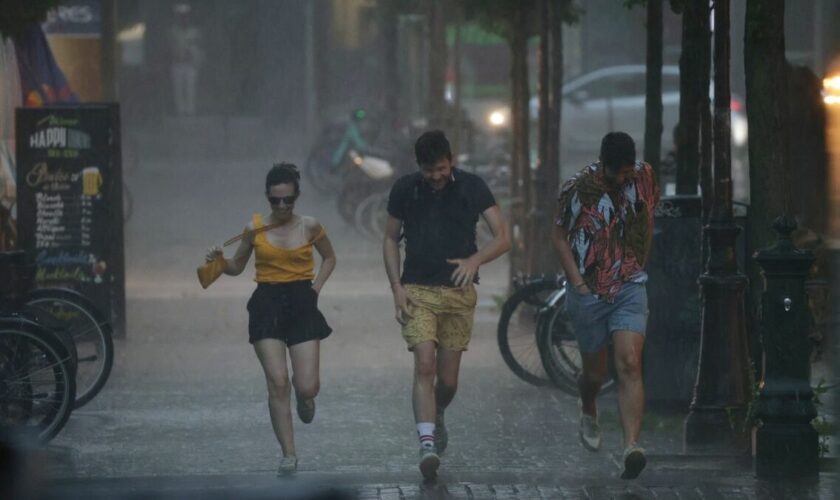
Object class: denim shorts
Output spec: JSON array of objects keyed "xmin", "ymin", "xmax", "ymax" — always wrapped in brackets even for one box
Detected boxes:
[{"xmin": 564, "ymin": 282, "xmax": 648, "ymax": 353}]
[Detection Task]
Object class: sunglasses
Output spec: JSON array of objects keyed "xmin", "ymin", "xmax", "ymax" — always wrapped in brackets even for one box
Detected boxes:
[{"xmin": 268, "ymin": 195, "xmax": 298, "ymax": 206}]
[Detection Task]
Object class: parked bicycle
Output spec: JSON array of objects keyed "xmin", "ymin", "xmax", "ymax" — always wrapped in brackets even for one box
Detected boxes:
[
  {"xmin": 0, "ymin": 251, "xmax": 77, "ymax": 443},
  {"xmin": 496, "ymin": 273, "xmax": 616, "ymax": 395},
  {"xmin": 496, "ymin": 274, "xmax": 561, "ymax": 387},
  {"xmin": 24, "ymin": 288, "xmax": 114, "ymax": 409},
  {"xmin": 0, "ymin": 250, "xmax": 115, "ymax": 443}
]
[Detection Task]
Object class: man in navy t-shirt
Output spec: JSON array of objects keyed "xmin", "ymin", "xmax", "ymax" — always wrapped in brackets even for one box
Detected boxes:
[{"xmin": 383, "ymin": 130, "xmax": 511, "ymax": 480}]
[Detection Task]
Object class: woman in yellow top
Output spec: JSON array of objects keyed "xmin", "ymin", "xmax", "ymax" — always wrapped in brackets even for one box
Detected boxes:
[{"xmin": 205, "ymin": 163, "xmax": 336, "ymax": 475}]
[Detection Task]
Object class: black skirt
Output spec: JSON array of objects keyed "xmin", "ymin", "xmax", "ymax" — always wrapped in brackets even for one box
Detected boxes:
[{"xmin": 247, "ymin": 281, "xmax": 332, "ymax": 346}]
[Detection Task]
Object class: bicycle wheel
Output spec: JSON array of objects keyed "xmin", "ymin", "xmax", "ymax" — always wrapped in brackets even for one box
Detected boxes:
[
  {"xmin": 366, "ymin": 192, "xmax": 389, "ymax": 241},
  {"xmin": 0, "ymin": 316, "xmax": 76, "ymax": 442},
  {"xmin": 26, "ymin": 289, "xmax": 114, "ymax": 409},
  {"xmin": 497, "ymin": 275, "xmax": 560, "ymax": 386},
  {"xmin": 353, "ymin": 191, "xmax": 381, "ymax": 241},
  {"xmin": 538, "ymin": 298, "xmax": 616, "ymax": 395}
]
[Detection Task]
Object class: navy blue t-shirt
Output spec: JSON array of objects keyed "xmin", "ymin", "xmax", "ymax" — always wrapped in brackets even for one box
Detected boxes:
[{"xmin": 387, "ymin": 169, "xmax": 496, "ymax": 286}]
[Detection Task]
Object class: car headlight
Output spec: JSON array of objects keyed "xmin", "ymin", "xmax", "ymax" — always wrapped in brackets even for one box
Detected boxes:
[
  {"xmin": 824, "ymin": 75, "xmax": 840, "ymax": 105},
  {"xmin": 731, "ymin": 115, "xmax": 748, "ymax": 147},
  {"xmin": 488, "ymin": 109, "xmax": 507, "ymax": 128}
]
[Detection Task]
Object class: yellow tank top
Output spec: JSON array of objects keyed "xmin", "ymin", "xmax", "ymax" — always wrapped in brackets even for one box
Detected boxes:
[{"xmin": 253, "ymin": 214, "xmax": 325, "ymax": 283}]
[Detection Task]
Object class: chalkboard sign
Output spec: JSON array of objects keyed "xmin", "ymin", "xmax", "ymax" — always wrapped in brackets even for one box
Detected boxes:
[{"xmin": 16, "ymin": 105, "xmax": 125, "ymax": 336}]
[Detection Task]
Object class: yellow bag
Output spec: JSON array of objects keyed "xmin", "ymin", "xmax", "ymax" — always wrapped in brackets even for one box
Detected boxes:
[{"xmin": 197, "ymin": 254, "xmax": 225, "ymax": 289}]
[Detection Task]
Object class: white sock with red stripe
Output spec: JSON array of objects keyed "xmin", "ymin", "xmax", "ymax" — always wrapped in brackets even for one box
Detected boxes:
[{"xmin": 417, "ymin": 422, "xmax": 435, "ymax": 450}]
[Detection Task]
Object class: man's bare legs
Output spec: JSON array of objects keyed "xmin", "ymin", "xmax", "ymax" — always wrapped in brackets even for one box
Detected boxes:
[
  {"xmin": 578, "ymin": 348, "xmax": 610, "ymax": 417},
  {"xmin": 412, "ymin": 341, "xmax": 444, "ymax": 479},
  {"xmin": 433, "ymin": 348, "xmax": 462, "ymax": 453},
  {"xmin": 435, "ymin": 348, "xmax": 462, "ymax": 412},
  {"xmin": 612, "ymin": 330, "xmax": 645, "ymax": 448},
  {"xmin": 411, "ymin": 343, "xmax": 464, "ymax": 420},
  {"xmin": 412, "ymin": 341, "xmax": 438, "ymax": 423}
]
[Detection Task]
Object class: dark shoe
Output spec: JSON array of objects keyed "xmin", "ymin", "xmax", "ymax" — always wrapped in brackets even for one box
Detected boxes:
[
  {"xmin": 418, "ymin": 446, "xmax": 440, "ymax": 481},
  {"xmin": 296, "ymin": 395, "xmax": 315, "ymax": 424},
  {"xmin": 434, "ymin": 412, "xmax": 448, "ymax": 454},
  {"xmin": 621, "ymin": 444, "xmax": 646, "ymax": 479}
]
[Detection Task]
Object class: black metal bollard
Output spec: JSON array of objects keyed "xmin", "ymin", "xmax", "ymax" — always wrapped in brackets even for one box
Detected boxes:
[{"xmin": 753, "ymin": 215, "xmax": 819, "ymax": 478}]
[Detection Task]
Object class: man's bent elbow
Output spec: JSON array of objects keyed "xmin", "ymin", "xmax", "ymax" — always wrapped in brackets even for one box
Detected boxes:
[{"xmin": 501, "ymin": 233, "xmax": 512, "ymax": 254}]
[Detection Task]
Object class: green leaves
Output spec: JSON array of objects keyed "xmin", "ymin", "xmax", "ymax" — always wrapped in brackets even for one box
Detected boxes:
[
  {"xmin": 460, "ymin": 0, "xmax": 581, "ymax": 42},
  {"xmin": 624, "ymin": 0, "xmax": 684, "ymax": 15}
]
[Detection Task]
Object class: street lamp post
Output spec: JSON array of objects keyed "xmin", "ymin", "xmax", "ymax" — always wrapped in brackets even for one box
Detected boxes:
[{"xmin": 684, "ymin": 0, "xmax": 752, "ymax": 453}]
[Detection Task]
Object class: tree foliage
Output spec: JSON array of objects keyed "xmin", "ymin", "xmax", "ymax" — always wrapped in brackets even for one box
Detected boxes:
[
  {"xmin": 0, "ymin": 0, "xmax": 59, "ymax": 40},
  {"xmin": 462, "ymin": 0, "xmax": 581, "ymax": 42}
]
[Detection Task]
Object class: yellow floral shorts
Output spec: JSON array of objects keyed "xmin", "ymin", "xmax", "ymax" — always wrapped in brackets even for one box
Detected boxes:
[{"xmin": 401, "ymin": 284, "xmax": 478, "ymax": 352}]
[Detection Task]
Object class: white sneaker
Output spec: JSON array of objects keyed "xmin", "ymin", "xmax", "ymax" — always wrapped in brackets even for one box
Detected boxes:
[{"xmin": 578, "ymin": 398, "xmax": 601, "ymax": 452}]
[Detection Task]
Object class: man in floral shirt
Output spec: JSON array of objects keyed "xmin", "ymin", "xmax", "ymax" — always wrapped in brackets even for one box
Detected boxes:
[{"xmin": 553, "ymin": 132, "xmax": 659, "ymax": 479}]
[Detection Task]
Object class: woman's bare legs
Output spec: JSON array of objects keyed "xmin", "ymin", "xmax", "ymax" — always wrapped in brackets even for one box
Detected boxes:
[
  {"xmin": 254, "ymin": 339, "xmax": 295, "ymax": 457},
  {"xmin": 289, "ymin": 339, "xmax": 321, "ymax": 408}
]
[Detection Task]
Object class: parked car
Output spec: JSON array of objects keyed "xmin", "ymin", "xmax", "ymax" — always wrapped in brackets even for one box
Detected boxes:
[{"xmin": 475, "ymin": 64, "xmax": 748, "ymax": 163}]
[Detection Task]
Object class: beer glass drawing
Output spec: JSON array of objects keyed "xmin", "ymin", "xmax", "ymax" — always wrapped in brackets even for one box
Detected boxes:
[{"xmin": 83, "ymin": 167, "xmax": 103, "ymax": 197}]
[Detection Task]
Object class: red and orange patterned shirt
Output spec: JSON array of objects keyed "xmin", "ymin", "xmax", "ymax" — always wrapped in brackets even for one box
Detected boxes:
[{"xmin": 556, "ymin": 161, "xmax": 660, "ymax": 302}]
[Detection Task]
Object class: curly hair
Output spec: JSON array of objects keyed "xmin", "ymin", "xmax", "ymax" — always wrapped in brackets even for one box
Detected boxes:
[{"xmin": 265, "ymin": 163, "xmax": 301, "ymax": 194}]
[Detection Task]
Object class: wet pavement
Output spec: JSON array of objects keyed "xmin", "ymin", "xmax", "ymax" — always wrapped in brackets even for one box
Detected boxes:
[{"xmin": 20, "ymin": 127, "xmax": 839, "ymax": 499}]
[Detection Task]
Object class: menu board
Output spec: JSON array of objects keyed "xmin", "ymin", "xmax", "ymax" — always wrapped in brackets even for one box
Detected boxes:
[{"xmin": 16, "ymin": 105, "xmax": 125, "ymax": 336}]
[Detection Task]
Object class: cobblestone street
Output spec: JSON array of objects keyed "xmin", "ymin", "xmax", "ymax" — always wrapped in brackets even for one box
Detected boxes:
[{"xmin": 28, "ymin": 147, "xmax": 837, "ymax": 499}]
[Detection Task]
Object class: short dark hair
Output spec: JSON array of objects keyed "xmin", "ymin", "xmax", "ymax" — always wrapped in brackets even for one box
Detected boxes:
[
  {"xmin": 265, "ymin": 163, "xmax": 300, "ymax": 194},
  {"xmin": 599, "ymin": 132, "xmax": 636, "ymax": 170},
  {"xmin": 414, "ymin": 130, "xmax": 452, "ymax": 167}
]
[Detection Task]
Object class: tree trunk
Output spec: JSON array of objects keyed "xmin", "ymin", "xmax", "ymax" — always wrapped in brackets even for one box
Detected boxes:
[
  {"xmin": 684, "ymin": 0, "xmax": 753, "ymax": 453},
  {"xmin": 527, "ymin": 0, "xmax": 556, "ymax": 275},
  {"xmin": 644, "ymin": 0, "xmax": 663, "ymax": 178},
  {"xmin": 382, "ymin": 1, "xmax": 400, "ymax": 124},
  {"xmin": 452, "ymin": 3, "xmax": 464, "ymax": 155},
  {"xmin": 712, "ymin": 0, "xmax": 733, "ymax": 222},
  {"xmin": 677, "ymin": 0, "xmax": 710, "ymax": 194},
  {"xmin": 744, "ymin": 0, "xmax": 789, "ymax": 319},
  {"xmin": 549, "ymin": 1, "xmax": 564, "ymax": 189},
  {"xmin": 786, "ymin": 65, "xmax": 828, "ymax": 234},
  {"xmin": 427, "ymin": 0, "xmax": 448, "ymax": 128},
  {"xmin": 509, "ymin": 5, "xmax": 531, "ymax": 277},
  {"xmin": 313, "ymin": 0, "xmax": 330, "ymax": 128},
  {"xmin": 698, "ymin": 2, "xmax": 713, "ymax": 265}
]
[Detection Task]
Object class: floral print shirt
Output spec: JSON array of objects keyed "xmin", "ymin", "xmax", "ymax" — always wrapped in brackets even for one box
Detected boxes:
[{"xmin": 556, "ymin": 161, "xmax": 660, "ymax": 302}]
